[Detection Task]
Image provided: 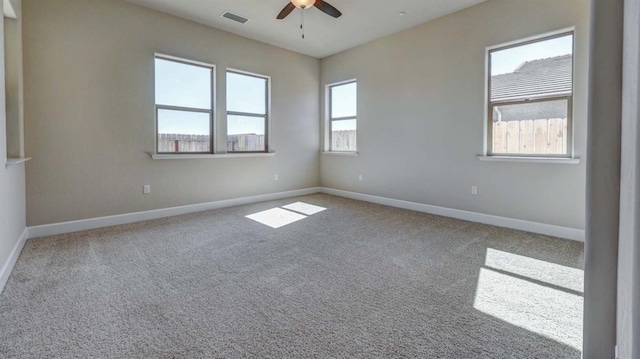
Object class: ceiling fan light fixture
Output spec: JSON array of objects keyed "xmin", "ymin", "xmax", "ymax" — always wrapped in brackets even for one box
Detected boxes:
[{"xmin": 291, "ymin": 0, "xmax": 315, "ymax": 9}]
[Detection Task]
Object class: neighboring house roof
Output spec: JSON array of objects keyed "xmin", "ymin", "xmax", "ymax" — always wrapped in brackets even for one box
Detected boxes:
[{"xmin": 491, "ymin": 54, "xmax": 572, "ymax": 102}]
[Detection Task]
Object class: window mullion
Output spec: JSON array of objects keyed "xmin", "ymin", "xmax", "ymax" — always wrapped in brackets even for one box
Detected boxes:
[
  {"xmin": 227, "ymin": 111, "xmax": 266, "ymax": 118},
  {"xmin": 157, "ymin": 104, "xmax": 212, "ymax": 113},
  {"xmin": 330, "ymin": 116, "xmax": 357, "ymax": 121}
]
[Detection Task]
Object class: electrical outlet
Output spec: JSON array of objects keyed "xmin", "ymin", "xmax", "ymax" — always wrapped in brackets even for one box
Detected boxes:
[
  {"xmin": 471, "ymin": 186, "xmax": 478, "ymax": 195},
  {"xmin": 143, "ymin": 185, "xmax": 151, "ymax": 194},
  {"xmin": 358, "ymin": 174, "xmax": 363, "ymax": 181},
  {"xmin": 274, "ymin": 174, "xmax": 279, "ymax": 181}
]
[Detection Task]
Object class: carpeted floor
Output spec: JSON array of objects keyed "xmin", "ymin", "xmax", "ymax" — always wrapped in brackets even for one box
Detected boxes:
[{"xmin": 0, "ymin": 194, "xmax": 584, "ymax": 358}]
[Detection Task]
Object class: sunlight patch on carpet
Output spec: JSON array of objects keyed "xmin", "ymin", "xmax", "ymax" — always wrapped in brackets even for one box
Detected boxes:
[
  {"xmin": 484, "ymin": 248, "xmax": 583, "ymax": 293},
  {"xmin": 282, "ymin": 202, "xmax": 327, "ymax": 215},
  {"xmin": 473, "ymin": 250, "xmax": 583, "ymax": 351},
  {"xmin": 246, "ymin": 208, "xmax": 307, "ymax": 229}
]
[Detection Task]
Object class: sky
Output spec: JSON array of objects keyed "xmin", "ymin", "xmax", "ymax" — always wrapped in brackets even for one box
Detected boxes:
[
  {"xmin": 155, "ymin": 58, "xmax": 266, "ymax": 135},
  {"xmin": 330, "ymin": 82, "xmax": 357, "ymax": 131},
  {"xmin": 156, "ymin": 34, "xmax": 568, "ymax": 136},
  {"xmin": 226, "ymin": 72, "xmax": 267, "ymax": 135},
  {"xmin": 491, "ymin": 34, "xmax": 573, "ymax": 75}
]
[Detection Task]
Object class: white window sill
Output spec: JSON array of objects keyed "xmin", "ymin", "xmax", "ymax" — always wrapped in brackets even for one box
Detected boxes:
[
  {"xmin": 477, "ymin": 155, "xmax": 580, "ymax": 164},
  {"xmin": 6, "ymin": 157, "xmax": 31, "ymax": 167},
  {"xmin": 150, "ymin": 152, "xmax": 275, "ymax": 160},
  {"xmin": 321, "ymin": 151, "xmax": 358, "ymax": 157}
]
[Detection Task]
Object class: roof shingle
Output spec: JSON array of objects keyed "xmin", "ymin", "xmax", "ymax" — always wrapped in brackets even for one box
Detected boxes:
[{"xmin": 491, "ymin": 54, "xmax": 572, "ymax": 102}]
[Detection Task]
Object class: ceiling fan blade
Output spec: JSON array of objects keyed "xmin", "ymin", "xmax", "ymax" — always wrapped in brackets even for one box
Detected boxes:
[
  {"xmin": 314, "ymin": 0, "xmax": 342, "ymax": 18},
  {"xmin": 277, "ymin": 2, "xmax": 296, "ymax": 19}
]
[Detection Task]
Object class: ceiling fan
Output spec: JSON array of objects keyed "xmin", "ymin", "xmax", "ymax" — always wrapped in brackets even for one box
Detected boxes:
[{"xmin": 276, "ymin": 0, "xmax": 342, "ymax": 20}]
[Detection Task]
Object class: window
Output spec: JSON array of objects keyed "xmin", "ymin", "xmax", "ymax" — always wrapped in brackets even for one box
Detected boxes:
[
  {"xmin": 488, "ymin": 32, "xmax": 574, "ymax": 157},
  {"xmin": 155, "ymin": 55, "xmax": 214, "ymax": 154},
  {"xmin": 329, "ymin": 81, "xmax": 357, "ymax": 152},
  {"xmin": 226, "ymin": 70, "xmax": 269, "ymax": 153}
]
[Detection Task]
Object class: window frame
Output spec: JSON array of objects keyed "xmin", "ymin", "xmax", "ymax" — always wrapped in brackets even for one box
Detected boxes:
[
  {"xmin": 328, "ymin": 79, "xmax": 357, "ymax": 153},
  {"xmin": 154, "ymin": 54, "xmax": 216, "ymax": 155},
  {"xmin": 486, "ymin": 30, "xmax": 575, "ymax": 158},
  {"xmin": 226, "ymin": 68, "xmax": 270, "ymax": 154}
]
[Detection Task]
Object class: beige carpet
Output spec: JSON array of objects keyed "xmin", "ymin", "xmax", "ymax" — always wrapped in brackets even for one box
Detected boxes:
[{"xmin": 0, "ymin": 194, "xmax": 584, "ymax": 358}]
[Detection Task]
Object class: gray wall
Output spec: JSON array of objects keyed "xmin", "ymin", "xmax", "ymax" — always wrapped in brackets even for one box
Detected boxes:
[
  {"xmin": 0, "ymin": 0, "xmax": 26, "ymax": 286},
  {"xmin": 583, "ymin": 0, "xmax": 623, "ymax": 356},
  {"xmin": 23, "ymin": 0, "xmax": 320, "ymax": 226},
  {"xmin": 320, "ymin": 0, "xmax": 589, "ymax": 230},
  {"xmin": 618, "ymin": 0, "xmax": 640, "ymax": 357}
]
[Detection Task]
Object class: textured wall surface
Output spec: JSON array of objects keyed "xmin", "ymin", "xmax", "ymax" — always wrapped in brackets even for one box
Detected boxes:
[
  {"xmin": 320, "ymin": 0, "xmax": 589, "ymax": 230},
  {"xmin": 23, "ymin": 0, "xmax": 320, "ymax": 226},
  {"xmin": 583, "ymin": 0, "xmax": 623, "ymax": 357},
  {"xmin": 0, "ymin": 0, "xmax": 26, "ymax": 289},
  {"xmin": 618, "ymin": 0, "xmax": 640, "ymax": 357}
]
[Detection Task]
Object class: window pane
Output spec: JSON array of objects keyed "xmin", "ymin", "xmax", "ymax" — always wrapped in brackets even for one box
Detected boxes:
[
  {"xmin": 331, "ymin": 119, "xmax": 356, "ymax": 151},
  {"xmin": 227, "ymin": 115, "xmax": 266, "ymax": 152},
  {"xmin": 157, "ymin": 109, "xmax": 210, "ymax": 153},
  {"xmin": 491, "ymin": 34, "xmax": 573, "ymax": 101},
  {"xmin": 155, "ymin": 58, "xmax": 212, "ymax": 109},
  {"xmin": 227, "ymin": 72, "xmax": 266, "ymax": 115},
  {"xmin": 492, "ymin": 99, "xmax": 568, "ymax": 155},
  {"xmin": 331, "ymin": 82, "xmax": 357, "ymax": 118}
]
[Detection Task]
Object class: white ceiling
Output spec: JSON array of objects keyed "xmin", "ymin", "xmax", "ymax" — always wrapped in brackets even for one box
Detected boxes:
[{"xmin": 126, "ymin": 0, "xmax": 486, "ymax": 58}]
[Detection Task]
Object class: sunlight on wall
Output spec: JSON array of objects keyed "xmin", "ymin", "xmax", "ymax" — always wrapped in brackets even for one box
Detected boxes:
[{"xmin": 474, "ymin": 249, "xmax": 583, "ymax": 350}]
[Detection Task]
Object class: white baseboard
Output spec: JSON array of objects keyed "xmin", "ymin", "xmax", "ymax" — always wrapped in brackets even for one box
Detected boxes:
[
  {"xmin": 28, "ymin": 187, "xmax": 322, "ymax": 239},
  {"xmin": 320, "ymin": 187, "xmax": 585, "ymax": 242},
  {"xmin": 26, "ymin": 186, "xmax": 584, "ymax": 242},
  {"xmin": 0, "ymin": 228, "xmax": 28, "ymax": 294}
]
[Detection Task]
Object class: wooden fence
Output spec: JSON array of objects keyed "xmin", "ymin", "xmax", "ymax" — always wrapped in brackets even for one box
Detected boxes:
[
  {"xmin": 492, "ymin": 118, "xmax": 567, "ymax": 155},
  {"xmin": 157, "ymin": 133, "xmax": 265, "ymax": 153},
  {"xmin": 227, "ymin": 134, "xmax": 265, "ymax": 152},
  {"xmin": 331, "ymin": 130, "xmax": 357, "ymax": 152},
  {"xmin": 159, "ymin": 122, "xmax": 565, "ymax": 155},
  {"xmin": 158, "ymin": 134, "xmax": 210, "ymax": 153}
]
